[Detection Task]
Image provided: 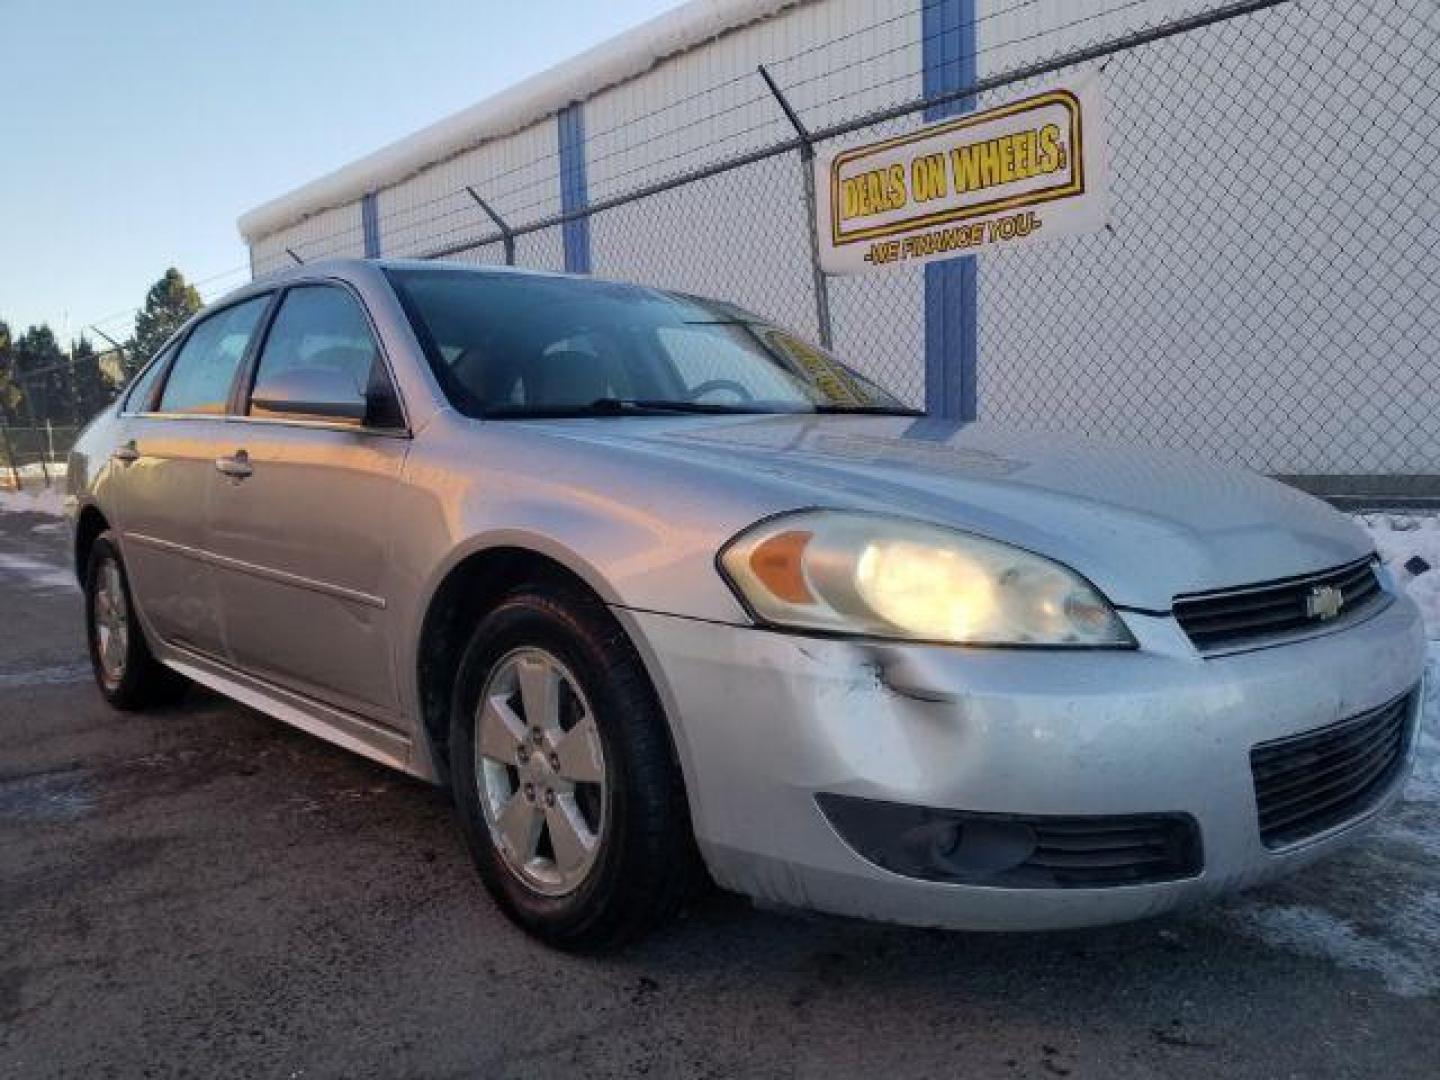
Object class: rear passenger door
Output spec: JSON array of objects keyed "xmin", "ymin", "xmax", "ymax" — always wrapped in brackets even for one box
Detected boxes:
[
  {"xmin": 114, "ymin": 295, "xmax": 271, "ymax": 658},
  {"xmin": 207, "ymin": 283, "xmax": 411, "ymax": 725}
]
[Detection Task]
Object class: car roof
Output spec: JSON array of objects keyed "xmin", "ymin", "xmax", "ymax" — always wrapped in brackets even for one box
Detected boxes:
[
  {"xmin": 203, "ymin": 258, "xmax": 756, "ymax": 335},
  {"xmin": 258, "ymin": 257, "xmax": 566, "ymax": 287}
]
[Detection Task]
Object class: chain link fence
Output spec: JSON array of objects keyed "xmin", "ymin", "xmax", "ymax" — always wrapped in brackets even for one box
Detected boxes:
[
  {"xmin": 967, "ymin": 0, "xmax": 1437, "ymax": 488},
  {"xmin": 231, "ymin": 0, "xmax": 1435, "ymax": 500},
  {"xmin": 0, "ymin": 423, "xmax": 78, "ymax": 491}
]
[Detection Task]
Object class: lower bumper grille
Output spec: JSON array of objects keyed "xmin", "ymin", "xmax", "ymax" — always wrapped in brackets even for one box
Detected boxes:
[
  {"xmin": 816, "ymin": 795, "xmax": 1202, "ymax": 889},
  {"xmin": 1250, "ymin": 690, "xmax": 1416, "ymax": 848}
]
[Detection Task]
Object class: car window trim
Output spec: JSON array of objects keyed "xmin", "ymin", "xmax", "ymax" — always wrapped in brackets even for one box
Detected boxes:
[
  {"xmin": 117, "ymin": 343, "xmax": 176, "ymax": 416},
  {"xmin": 234, "ymin": 278, "xmax": 412, "ymax": 437},
  {"xmin": 145, "ymin": 291, "xmax": 278, "ymax": 419}
]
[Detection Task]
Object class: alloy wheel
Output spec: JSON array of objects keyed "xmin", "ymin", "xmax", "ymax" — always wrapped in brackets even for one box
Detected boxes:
[
  {"xmin": 473, "ymin": 647, "xmax": 608, "ymax": 896},
  {"xmin": 93, "ymin": 557, "xmax": 129, "ymax": 687}
]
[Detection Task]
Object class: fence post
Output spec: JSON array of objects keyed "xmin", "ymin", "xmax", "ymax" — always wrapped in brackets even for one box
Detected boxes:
[
  {"xmin": 557, "ymin": 103, "xmax": 592, "ymax": 274},
  {"xmin": 922, "ymin": 0, "xmax": 979, "ymax": 421},
  {"xmin": 0, "ymin": 421, "xmax": 21, "ymax": 491},
  {"xmin": 361, "ymin": 192, "xmax": 382, "ymax": 258},
  {"xmin": 757, "ymin": 65, "xmax": 834, "ymax": 350},
  {"xmin": 15, "ymin": 375, "xmax": 51, "ymax": 486},
  {"xmin": 466, "ymin": 187, "xmax": 517, "ymax": 265}
]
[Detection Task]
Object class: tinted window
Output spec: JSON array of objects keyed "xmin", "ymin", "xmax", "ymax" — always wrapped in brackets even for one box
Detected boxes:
[
  {"xmin": 157, "ymin": 297, "xmax": 268, "ymax": 414},
  {"xmin": 385, "ymin": 267, "xmax": 908, "ymax": 418},
  {"xmin": 122, "ymin": 347, "xmax": 172, "ymax": 413},
  {"xmin": 249, "ymin": 286, "xmax": 382, "ymax": 419}
]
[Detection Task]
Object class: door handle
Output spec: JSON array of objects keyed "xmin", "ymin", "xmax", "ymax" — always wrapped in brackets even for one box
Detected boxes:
[
  {"xmin": 214, "ymin": 450, "xmax": 253, "ymax": 480},
  {"xmin": 111, "ymin": 441, "xmax": 139, "ymax": 465}
]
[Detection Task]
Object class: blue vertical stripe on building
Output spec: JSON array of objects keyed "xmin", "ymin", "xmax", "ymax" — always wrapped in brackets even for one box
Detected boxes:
[
  {"xmin": 557, "ymin": 103, "xmax": 592, "ymax": 274},
  {"xmin": 921, "ymin": 0, "xmax": 978, "ymax": 420},
  {"xmin": 361, "ymin": 192, "xmax": 381, "ymax": 258}
]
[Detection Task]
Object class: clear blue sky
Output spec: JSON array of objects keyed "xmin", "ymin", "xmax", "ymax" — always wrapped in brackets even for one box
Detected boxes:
[{"xmin": 0, "ymin": 0, "xmax": 676, "ymax": 345}]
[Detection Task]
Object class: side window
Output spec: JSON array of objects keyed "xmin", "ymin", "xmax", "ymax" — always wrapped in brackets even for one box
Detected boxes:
[
  {"xmin": 122, "ymin": 345, "xmax": 174, "ymax": 413},
  {"xmin": 248, "ymin": 286, "xmax": 386, "ymax": 421},
  {"xmin": 156, "ymin": 297, "xmax": 269, "ymax": 415}
]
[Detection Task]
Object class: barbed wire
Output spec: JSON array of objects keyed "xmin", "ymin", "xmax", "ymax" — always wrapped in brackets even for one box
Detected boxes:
[{"xmin": 252, "ymin": 0, "xmax": 1245, "ymax": 270}]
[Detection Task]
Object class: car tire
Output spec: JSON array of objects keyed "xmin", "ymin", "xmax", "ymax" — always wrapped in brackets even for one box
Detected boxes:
[
  {"xmin": 85, "ymin": 531, "xmax": 188, "ymax": 710},
  {"xmin": 449, "ymin": 583, "xmax": 699, "ymax": 950}
]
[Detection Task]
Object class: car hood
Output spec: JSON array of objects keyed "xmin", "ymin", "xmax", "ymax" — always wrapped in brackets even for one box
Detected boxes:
[{"xmin": 537, "ymin": 413, "xmax": 1371, "ymax": 611}]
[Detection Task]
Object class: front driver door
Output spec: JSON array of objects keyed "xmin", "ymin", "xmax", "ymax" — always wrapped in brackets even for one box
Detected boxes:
[{"xmin": 206, "ymin": 283, "xmax": 410, "ymax": 726}]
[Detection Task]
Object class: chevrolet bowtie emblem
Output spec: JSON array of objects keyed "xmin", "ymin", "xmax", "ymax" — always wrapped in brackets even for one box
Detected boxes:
[{"xmin": 1306, "ymin": 584, "xmax": 1344, "ymax": 621}]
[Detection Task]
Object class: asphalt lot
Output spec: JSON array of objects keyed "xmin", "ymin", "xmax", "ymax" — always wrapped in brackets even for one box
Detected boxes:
[{"xmin": 1, "ymin": 504, "xmax": 1436, "ymax": 1079}]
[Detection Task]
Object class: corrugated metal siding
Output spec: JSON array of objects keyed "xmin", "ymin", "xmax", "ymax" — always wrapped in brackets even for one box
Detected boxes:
[
  {"xmin": 584, "ymin": 0, "xmax": 918, "ymax": 203},
  {"xmin": 239, "ymin": 0, "xmax": 1435, "ymax": 472},
  {"xmin": 250, "ymin": 203, "xmax": 365, "ymax": 277},
  {"xmin": 585, "ymin": 0, "xmax": 924, "ymax": 400},
  {"xmin": 378, "ymin": 120, "xmax": 560, "ymax": 259},
  {"xmin": 971, "ymin": 0, "xmax": 1438, "ymax": 473},
  {"xmin": 975, "ymin": 0, "xmax": 1218, "ymax": 74}
]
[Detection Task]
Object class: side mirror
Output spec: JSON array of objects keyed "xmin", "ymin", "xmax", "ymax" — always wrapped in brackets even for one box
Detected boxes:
[{"xmin": 250, "ymin": 367, "xmax": 368, "ymax": 423}]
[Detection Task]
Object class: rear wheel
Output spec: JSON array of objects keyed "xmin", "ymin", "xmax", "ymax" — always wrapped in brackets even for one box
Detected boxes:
[
  {"xmin": 85, "ymin": 532, "xmax": 187, "ymax": 710},
  {"xmin": 449, "ymin": 585, "xmax": 698, "ymax": 950}
]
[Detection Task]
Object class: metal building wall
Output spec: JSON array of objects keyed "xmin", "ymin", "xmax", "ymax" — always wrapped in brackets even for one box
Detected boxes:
[
  {"xmin": 239, "ymin": 0, "xmax": 1436, "ymax": 476},
  {"xmin": 378, "ymin": 119, "xmax": 562, "ymax": 268},
  {"xmin": 583, "ymin": 0, "xmax": 923, "ymax": 396},
  {"xmin": 970, "ymin": 0, "xmax": 1439, "ymax": 474},
  {"xmin": 250, "ymin": 203, "xmax": 365, "ymax": 278}
]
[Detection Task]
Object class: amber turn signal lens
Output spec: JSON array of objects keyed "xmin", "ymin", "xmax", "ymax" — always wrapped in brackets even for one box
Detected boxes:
[{"xmin": 748, "ymin": 529, "xmax": 815, "ymax": 604}]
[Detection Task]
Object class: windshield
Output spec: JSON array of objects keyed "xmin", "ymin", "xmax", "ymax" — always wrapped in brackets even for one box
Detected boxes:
[{"xmin": 384, "ymin": 266, "xmax": 912, "ymax": 418}]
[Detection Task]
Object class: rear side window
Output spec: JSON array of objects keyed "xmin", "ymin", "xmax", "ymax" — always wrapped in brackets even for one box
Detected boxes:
[
  {"xmin": 122, "ymin": 347, "xmax": 172, "ymax": 413},
  {"xmin": 248, "ymin": 286, "xmax": 380, "ymax": 417},
  {"xmin": 157, "ymin": 297, "xmax": 269, "ymax": 414}
]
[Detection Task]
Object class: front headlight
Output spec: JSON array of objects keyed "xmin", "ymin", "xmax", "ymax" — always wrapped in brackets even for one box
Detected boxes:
[{"xmin": 718, "ymin": 511, "xmax": 1133, "ymax": 647}]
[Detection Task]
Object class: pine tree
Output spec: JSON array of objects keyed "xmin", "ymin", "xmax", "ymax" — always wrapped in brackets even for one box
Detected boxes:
[
  {"xmin": 71, "ymin": 336, "xmax": 115, "ymax": 421},
  {"xmin": 13, "ymin": 325, "xmax": 69, "ymax": 423},
  {"xmin": 0, "ymin": 321, "xmax": 22, "ymax": 422},
  {"xmin": 129, "ymin": 267, "xmax": 201, "ymax": 375}
]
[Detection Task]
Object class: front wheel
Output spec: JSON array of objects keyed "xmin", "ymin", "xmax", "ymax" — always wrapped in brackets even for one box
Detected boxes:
[{"xmin": 449, "ymin": 586, "xmax": 698, "ymax": 950}]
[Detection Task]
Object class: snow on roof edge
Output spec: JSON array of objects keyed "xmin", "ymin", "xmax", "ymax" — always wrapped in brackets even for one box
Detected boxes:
[{"xmin": 237, "ymin": 0, "xmax": 803, "ymax": 244}]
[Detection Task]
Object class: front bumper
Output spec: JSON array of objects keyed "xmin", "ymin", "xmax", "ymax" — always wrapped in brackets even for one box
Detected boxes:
[{"xmin": 617, "ymin": 593, "xmax": 1427, "ymax": 931}]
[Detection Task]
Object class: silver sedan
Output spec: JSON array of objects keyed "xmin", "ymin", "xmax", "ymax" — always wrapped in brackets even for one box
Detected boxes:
[{"xmin": 67, "ymin": 259, "xmax": 1427, "ymax": 949}]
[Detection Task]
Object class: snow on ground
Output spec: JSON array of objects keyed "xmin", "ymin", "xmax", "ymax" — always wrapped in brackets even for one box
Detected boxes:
[
  {"xmin": 0, "ymin": 482, "xmax": 67, "ymax": 518},
  {"xmin": 1361, "ymin": 511, "xmax": 1440, "ymax": 639},
  {"xmin": 0, "ymin": 551, "xmax": 77, "ymax": 592},
  {"xmin": 1359, "ymin": 513, "xmax": 1439, "ymax": 798},
  {"xmin": 1228, "ymin": 514, "xmax": 1439, "ymax": 998}
]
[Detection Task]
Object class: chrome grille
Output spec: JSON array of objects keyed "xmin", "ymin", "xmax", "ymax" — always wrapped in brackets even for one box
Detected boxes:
[
  {"xmin": 1250, "ymin": 690, "xmax": 1416, "ymax": 848},
  {"xmin": 1174, "ymin": 557, "xmax": 1384, "ymax": 653}
]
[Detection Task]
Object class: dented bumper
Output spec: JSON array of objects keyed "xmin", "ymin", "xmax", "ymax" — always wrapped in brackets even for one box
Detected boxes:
[{"xmin": 618, "ymin": 595, "xmax": 1427, "ymax": 931}]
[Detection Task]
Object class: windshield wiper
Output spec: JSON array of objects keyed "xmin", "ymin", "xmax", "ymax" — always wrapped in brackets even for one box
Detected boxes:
[
  {"xmin": 589, "ymin": 397, "xmax": 776, "ymax": 415},
  {"xmin": 812, "ymin": 404, "xmax": 924, "ymax": 416},
  {"xmin": 601, "ymin": 398, "xmax": 922, "ymax": 417},
  {"xmin": 480, "ymin": 398, "xmax": 772, "ymax": 419},
  {"xmin": 480, "ymin": 399, "xmax": 919, "ymax": 419}
]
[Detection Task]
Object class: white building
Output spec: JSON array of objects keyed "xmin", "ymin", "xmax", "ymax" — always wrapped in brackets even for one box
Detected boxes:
[{"xmin": 238, "ymin": 0, "xmax": 1437, "ymax": 483}]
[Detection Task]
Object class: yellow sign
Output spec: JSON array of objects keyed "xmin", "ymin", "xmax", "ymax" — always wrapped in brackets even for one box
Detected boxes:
[{"xmin": 817, "ymin": 72, "xmax": 1108, "ymax": 274}]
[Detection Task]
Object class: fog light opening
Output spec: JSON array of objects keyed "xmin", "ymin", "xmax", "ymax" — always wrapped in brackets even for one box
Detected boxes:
[{"xmin": 901, "ymin": 818, "xmax": 1038, "ymax": 880}]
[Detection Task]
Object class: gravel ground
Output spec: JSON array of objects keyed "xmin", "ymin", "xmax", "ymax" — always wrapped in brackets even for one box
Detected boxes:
[{"xmin": 1, "ymin": 505, "xmax": 1436, "ymax": 1079}]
